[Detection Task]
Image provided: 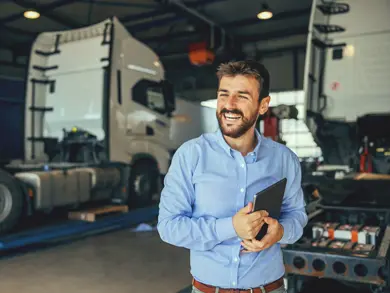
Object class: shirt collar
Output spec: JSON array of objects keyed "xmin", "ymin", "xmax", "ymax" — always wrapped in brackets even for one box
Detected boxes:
[{"xmin": 215, "ymin": 128, "xmax": 262, "ymax": 160}]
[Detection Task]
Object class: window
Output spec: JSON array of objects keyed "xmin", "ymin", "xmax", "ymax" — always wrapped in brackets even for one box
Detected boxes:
[
  {"xmin": 146, "ymin": 87, "xmax": 165, "ymax": 113},
  {"xmin": 263, "ymin": 90, "xmax": 322, "ymax": 158},
  {"xmin": 132, "ymin": 79, "xmax": 175, "ymax": 116}
]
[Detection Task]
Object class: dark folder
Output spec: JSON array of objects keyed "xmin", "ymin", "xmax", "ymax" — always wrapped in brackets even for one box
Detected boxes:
[{"xmin": 252, "ymin": 178, "xmax": 287, "ymax": 241}]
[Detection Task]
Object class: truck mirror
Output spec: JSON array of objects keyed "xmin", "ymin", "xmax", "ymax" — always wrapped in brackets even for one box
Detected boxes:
[{"xmin": 163, "ymin": 81, "xmax": 175, "ymax": 115}]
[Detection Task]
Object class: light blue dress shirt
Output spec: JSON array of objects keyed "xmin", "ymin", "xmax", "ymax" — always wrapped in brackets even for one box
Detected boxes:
[{"xmin": 157, "ymin": 128, "xmax": 308, "ymax": 289}]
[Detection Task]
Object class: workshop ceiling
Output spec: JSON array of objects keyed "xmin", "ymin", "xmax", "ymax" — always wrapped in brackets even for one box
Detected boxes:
[{"xmin": 0, "ymin": 0, "xmax": 312, "ymax": 61}]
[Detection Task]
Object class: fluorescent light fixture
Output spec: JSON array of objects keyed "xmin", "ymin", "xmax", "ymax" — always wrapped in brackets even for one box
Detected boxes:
[
  {"xmin": 257, "ymin": 4, "xmax": 273, "ymax": 20},
  {"xmin": 24, "ymin": 9, "xmax": 40, "ymax": 19}
]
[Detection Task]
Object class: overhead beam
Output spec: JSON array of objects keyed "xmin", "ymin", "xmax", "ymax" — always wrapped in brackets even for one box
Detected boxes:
[
  {"xmin": 141, "ymin": 24, "xmax": 308, "ymax": 45},
  {"xmin": 13, "ymin": 0, "xmax": 80, "ymax": 28},
  {"xmin": 162, "ymin": 0, "xmax": 235, "ymax": 50},
  {"xmin": 0, "ymin": 60, "xmax": 26, "ymax": 69},
  {"xmin": 76, "ymin": 0, "xmax": 159, "ymax": 9},
  {"xmin": 157, "ymin": 27, "xmax": 308, "ymax": 58},
  {"xmin": 133, "ymin": 7, "xmax": 309, "ymax": 41},
  {"xmin": 0, "ymin": 24, "xmax": 36, "ymax": 37},
  {"xmin": 128, "ymin": 14, "xmax": 180, "ymax": 32},
  {"xmin": 121, "ymin": 0, "xmax": 227, "ymax": 24},
  {"xmin": 0, "ymin": 0, "xmax": 79, "ymax": 26},
  {"xmin": 239, "ymin": 26, "xmax": 308, "ymax": 43},
  {"xmin": 222, "ymin": 7, "xmax": 311, "ymax": 28}
]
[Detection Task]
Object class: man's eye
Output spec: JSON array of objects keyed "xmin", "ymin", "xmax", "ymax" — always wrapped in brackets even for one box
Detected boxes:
[{"xmin": 239, "ymin": 96, "xmax": 248, "ymax": 99}]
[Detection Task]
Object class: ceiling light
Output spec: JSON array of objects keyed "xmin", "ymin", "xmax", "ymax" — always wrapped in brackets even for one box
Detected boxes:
[
  {"xmin": 24, "ymin": 9, "xmax": 40, "ymax": 19},
  {"xmin": 257, "ymin": 4, "xmax": 273, "ymax": 20}
]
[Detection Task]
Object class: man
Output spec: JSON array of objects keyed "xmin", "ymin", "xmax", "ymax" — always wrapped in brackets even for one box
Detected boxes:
[{"xmin": 157, "ymin": 60, "xmax": 308, "ymax": 293}]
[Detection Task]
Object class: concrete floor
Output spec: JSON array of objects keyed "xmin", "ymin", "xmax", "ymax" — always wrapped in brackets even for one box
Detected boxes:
[
  {"xmin": 0, "ymin": 228, "xmax": 374, "ymax": 293},
  {"xmin": 0, "ymin": 229, "xmax": 192, "ymax": 293}
]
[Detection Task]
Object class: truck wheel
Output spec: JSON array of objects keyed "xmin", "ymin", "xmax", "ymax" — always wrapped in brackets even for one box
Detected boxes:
[
  {"xmin": 128, "ymin": 160, "xmax": 160, "ymax": 208},
  {"xmin": 0, "ymin": 170, "xmax": 23, "ymax": 234}
]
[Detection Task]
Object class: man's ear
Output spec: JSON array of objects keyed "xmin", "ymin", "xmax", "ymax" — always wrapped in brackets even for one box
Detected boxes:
[{"xmin": 258, "ymin": 96, "xmax": 271, "ymax": 115}]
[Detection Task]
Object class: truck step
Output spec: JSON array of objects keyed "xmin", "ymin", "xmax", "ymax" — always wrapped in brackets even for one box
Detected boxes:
[
  {"xmin": 68, "ymin": 205, "xmax": 129, "ymax": 222},
  {"xmin": 317, "ymin": 2, "xmax": 350, "ymax": 15},
  {"xmin": 314, "ymin": 24, "xmax": 345, "ymax": 34}
]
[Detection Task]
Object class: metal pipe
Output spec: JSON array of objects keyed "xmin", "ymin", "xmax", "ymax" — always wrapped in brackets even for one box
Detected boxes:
[
  {"xmin": 168, "ymin": 0, "xmax": 217, "ymax": 27},
  {"xmin": 168, "ymin": 0, "xmax": 227, "ymax": 50}
]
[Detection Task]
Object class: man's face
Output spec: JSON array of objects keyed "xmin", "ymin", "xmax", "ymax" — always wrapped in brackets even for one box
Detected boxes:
[{"xmin": 216, "ymin": 75, "xmax": 269, "ymax": 138}]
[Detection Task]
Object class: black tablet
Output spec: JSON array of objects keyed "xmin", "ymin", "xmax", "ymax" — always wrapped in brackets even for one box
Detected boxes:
[{"xmin": 252, "ymin": 178, "xmax": 287, "ymax": 241}]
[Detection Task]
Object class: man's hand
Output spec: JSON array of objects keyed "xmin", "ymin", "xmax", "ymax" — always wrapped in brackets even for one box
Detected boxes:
[
  {"xmin": 232, "ymin": 202, "xmax": 268, "ymax": 240},
  {"xmin": 240, "ymin": 216, "xmax": 284, "ymax": 252}
]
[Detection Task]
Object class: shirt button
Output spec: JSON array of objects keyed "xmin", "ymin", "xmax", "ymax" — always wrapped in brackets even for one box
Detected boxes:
[
  {"xmin": 234, "ymin": 257, "xmax": 238, "ymax": 262},
  {"xmin": 241, "ymin": 163, "xmax": 245, "ymax": 168},
  {"xmin": 240, "ymin": 188, "xmax": 244, "ymax": 193},
  {"xmin": 232, "ymin": 282, "xmax": 236, "ymax": 286}
]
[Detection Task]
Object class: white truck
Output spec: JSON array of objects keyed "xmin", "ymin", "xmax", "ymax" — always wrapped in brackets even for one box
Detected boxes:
[
  {"xmin": 0, "ymin": 17, "xmax": 177, "ymax": 235},
  {"xmin": 283, "ymin": 1, "xmax": 390, "ymax": 292},
  {"xmin": 302, "ymin": 0, "xmax": 390, "ymax": 166}
]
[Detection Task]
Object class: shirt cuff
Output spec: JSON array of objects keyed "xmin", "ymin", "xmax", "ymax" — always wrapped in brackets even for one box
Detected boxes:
[
  {"xmin": 216, "ymin": 217, "xmax": 237, "ymax": 242},
  {"xmin": 278, "ymin": 220, "xmax": 292, "ymax": 244}
]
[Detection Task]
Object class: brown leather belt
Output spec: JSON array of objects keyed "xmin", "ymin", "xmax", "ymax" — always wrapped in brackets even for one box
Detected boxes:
[{"xmin": 192, "ymin": 277, "xmax": 284, "ymax": 293}]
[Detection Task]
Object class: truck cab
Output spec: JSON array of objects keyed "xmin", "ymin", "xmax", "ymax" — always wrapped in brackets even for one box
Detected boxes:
[
  {"xmin": 23, "ymin": 17, "xmax": 175, "ymax": 206},
  {"xmin": 303, "ymin": 0, "xmax": 390, "ymax": 167},
  {"xmin": 0, "ymin": 17, "xmax": 176, "ymax": 235}
]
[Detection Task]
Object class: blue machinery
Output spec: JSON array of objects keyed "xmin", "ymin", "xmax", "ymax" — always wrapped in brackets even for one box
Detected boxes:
[{"xmin": 0, "ymin": 206, "xmax": 159, "ymax": 254}]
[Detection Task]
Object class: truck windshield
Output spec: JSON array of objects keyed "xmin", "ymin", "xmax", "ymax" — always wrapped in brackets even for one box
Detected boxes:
[{"xmin": 132, "ymin": 79, "xmax": 175, "ymax": 116}]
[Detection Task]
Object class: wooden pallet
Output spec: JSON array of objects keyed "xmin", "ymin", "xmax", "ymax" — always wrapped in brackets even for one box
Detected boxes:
[{"xmin": 68, "ymin": 205, "xmax": 129, "ymax": 222}]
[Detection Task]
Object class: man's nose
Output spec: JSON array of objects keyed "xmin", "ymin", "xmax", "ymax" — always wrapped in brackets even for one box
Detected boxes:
[{"xmin": 225, "ymin": 94, "xmax": 238, "ymax": 108}]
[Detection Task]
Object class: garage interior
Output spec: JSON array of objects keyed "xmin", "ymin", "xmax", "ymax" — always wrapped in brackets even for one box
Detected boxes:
[{"xmin": 0, "ymin": 0, "xmax": 389, "ymax": 293}]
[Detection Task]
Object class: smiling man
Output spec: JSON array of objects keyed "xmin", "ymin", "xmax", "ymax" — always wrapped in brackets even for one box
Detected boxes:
[{"xmin": 157, "ymin": 60, "xmax": 308, "ymax": 293}]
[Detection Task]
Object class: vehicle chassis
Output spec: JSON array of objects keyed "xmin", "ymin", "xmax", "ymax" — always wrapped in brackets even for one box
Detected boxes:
[{"xmin": 282, "ymin": 207, "xmax": 390, "ymax": 292}]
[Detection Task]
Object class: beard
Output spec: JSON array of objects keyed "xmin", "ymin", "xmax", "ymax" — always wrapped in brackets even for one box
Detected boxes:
[{"xmin": 216, "ymin": 107, "xmax": 259, "ymax": 138}]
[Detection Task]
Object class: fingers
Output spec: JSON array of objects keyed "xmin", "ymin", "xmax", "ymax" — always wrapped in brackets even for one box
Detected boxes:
[
  {"xmin": 243, "ymin": 212, "xmax": 268, "ymax": 239},
  {"xmin": 245, "ymin": 226, "xmax": 260, "ymax": 239},
  {"xmin": 263, "ymin": 216, "xmax": 277, "ymax": 225},
  {"xmin": 256, "ymin": 234, "xmax": 273, "ymax": 250},
  {"xmin": 245, "ymin": 218, "xmax": 266, "ymax": 239},
  {"xmin": 252, "ymin": 218, "xmax": 264, "ymax": 231},
  {"xmin": 241, "ymin": 239, "xmax": 266, "ymax": 252},
  {"xmin": 249, "ymin": 210, "xmax": 268, "ymax": 222},
  {"xmin": 239, "ymin": 202, "xmax": 253, "ymax": 214},
  {"xmin": 241, "ymin": 239, "xmax": 259, "ymax": 252}
]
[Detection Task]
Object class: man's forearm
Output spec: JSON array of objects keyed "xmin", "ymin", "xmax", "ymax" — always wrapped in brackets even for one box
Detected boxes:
[
  {"xmin": 157, "ymin": 214, "xmax": 237, "ymax": 251},
  {"xmin": 278, "ymin": 209, "xmax": 308, "ymax": 244}
]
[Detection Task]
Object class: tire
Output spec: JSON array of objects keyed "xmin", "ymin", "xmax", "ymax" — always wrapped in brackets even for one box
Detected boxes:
[
  {"xmin": 0, "ymin": 169, "xmax": 24, "ymax": 235},
  {"xmin": 128, "ymin": 159, "xmax": 160, "ymax": 208}
]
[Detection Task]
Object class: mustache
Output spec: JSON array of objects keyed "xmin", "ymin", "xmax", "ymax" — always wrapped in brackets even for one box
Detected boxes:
[{"xmin": 219, "ymin": 108, "xmax": 243, "ymax": 116}]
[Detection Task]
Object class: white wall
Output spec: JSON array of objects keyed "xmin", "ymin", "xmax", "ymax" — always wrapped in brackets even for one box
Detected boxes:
[{"xmin": 170, "ymin": 97, "xmax": 218, "ymax": 149}]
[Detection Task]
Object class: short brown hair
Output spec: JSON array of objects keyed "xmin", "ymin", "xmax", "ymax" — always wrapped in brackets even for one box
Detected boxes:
[{"xmin": 216, "ymin": 60, "xmax": 270, "ymax": 100}]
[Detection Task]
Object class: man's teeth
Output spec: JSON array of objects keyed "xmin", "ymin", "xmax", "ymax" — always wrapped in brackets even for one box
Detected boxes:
[{"xmin": 224, "ymin": 114, "xmax": 241, "ymax": 120}]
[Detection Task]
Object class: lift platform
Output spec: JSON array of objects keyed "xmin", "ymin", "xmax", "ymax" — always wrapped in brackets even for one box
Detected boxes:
[{"xmin": 0, "ymin": 205, "xmax": 158, "ymax": 255}]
